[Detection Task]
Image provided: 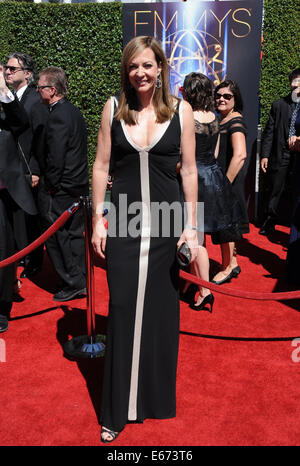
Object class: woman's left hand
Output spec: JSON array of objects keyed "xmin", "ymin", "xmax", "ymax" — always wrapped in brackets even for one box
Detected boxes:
[{"xmin": 177, "ymin": 228, "xmax": 198, "ymax": 262}]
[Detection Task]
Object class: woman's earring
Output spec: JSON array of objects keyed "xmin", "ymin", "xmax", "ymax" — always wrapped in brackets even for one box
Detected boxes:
[{"xmin": 156, "ymin": 74, "xmax": 162, "ymax": 89}]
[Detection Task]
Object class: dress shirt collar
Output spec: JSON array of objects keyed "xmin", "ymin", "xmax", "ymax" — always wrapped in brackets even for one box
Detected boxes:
[
  {"xmin": 15, "ymin": 84, "xmax": 28, "ymax": 101},
  {"xmin": 48, "ymin": 97, "xmax": 65, "ymax": 112}
]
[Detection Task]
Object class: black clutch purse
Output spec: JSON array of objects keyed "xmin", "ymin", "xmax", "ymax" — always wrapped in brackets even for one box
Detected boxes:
[{"xmin": 176, "ymin": 242, "xmax": 191, "ymax": 267}]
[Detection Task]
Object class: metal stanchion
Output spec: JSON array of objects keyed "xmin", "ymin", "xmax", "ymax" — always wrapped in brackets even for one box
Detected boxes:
[
  {"xmin": 64, "ymin": 196, "xmax": 105, "ymax": 359},
  {"xmin": 254, "ymin": 124, "xmax": 262, "ymax": 222}
]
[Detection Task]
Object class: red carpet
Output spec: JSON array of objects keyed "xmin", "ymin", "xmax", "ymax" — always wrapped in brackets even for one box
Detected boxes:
[{"xmin": 1, "ymin": 223, "xmax": 300, "ymax": 446}]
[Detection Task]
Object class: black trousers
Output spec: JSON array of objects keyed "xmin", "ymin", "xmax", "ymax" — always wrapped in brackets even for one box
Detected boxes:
[
  {"xmin": 14, "ymin": 206, "xmax": 44, "ymax": 268},
  {"xmin": 38, "ymin": 186, "xmax": 86, "ymax": 290},
  {"xmin": 265, "ymin": 159, "xmax": 292, "ymax": 220},
  {"xmin": 0, "ymin": 190, "xmax": 17, "ymax": 317},
  {"xmin": 24, "ymin": 186, "xmax": 44, "ymax": 269}
]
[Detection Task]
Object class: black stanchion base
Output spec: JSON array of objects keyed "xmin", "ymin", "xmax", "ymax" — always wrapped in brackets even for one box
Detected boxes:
[{"xmin": 64, "ymin": 334, "xmax": 105, "ymax": 359}]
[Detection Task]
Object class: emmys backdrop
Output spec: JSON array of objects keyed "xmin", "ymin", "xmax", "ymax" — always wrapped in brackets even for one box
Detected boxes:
[{"xmin": 123, "ymin": 1, "xmax": 263, "ymax": 215}]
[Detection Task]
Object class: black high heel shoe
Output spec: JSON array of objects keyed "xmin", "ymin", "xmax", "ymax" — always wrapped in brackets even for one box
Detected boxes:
[
  {"xmin": 211, "ymin": 271, "xmax": 232, "ymax": 285},
  {"xmin": 231, "ymin": 265, "xmax": 241, "ymax": 277},
  {"xmin": 190, "ymin": 293, "xmax": 214, "ymax": 312},
  {"xmin": 211, "ymin": 266, "xmax": 241, "ymax": 285}
]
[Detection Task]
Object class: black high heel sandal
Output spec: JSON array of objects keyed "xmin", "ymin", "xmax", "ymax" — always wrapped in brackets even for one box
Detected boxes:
[
  {"xmin": 101, "ymin": 426, "xmax": 120, "ymax": 443},
  {"xmin": 190, "ymin": 293, "xmax": 214, "ymax": 312}
]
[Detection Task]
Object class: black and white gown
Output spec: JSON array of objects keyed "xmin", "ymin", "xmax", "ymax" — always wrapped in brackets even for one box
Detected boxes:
[{"xmin": 100, "ymin": 100, "xmax": 183, "ymax": 432}]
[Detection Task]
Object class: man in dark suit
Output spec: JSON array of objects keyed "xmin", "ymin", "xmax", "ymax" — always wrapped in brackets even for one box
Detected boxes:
[
  {"xmin": 259, "ymin": 67, "xmax": 300, "ymax": 235},
  {"xmin": 37, "ymin": 66, "xmax": 89, "ymax": 302},
  {"xmin": 0, "ymin": 66, "xmax": 37, "ymax": 333},
  {"xmin": 4, "ymin": 53, "xmax": 48, "ymax": 276}
]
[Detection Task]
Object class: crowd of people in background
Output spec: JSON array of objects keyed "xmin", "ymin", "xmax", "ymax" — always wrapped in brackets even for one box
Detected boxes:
[
  {"xmin": 0, "ymin": 54, "xmax": 89, "ymax": 334},
  {"xmin": 0, "ymin": 49, "xmax": 299, "ymax": 331},
  {"xmin": 0, "ymin": 37, "xmax": 299, "ymax": 443}
]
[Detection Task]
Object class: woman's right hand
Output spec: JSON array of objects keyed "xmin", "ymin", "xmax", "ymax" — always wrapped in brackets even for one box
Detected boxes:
[{"xmin": 91, "ymin": 218, "xmax": 107, "ymax": 259}]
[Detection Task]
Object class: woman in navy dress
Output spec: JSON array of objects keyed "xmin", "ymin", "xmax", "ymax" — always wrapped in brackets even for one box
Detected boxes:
[{"xmin": 92, "ymin": 36, "xmax": 198, "ymax": 442}]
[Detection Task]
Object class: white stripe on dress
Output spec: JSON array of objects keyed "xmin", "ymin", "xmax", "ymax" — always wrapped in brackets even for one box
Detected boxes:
[
  {"xmin": 121, "ymin": 106, "xmax": 180, "ymax": 420},
  {"xmin": 128, "ymin": 149, "xmax": 151, "ymax": 420}
]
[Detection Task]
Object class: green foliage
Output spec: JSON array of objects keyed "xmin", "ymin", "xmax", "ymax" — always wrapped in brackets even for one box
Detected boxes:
[
  {"xmin": 0, "ymin": 0, "xmax": 299, "ymax": 163},
  {"xmin": 0, "ymin": 2, "xmax": 122, "ymax": 172},
  {"xmin": 260, "ymin": 0, "xmax": 300, "ymax": 128}
]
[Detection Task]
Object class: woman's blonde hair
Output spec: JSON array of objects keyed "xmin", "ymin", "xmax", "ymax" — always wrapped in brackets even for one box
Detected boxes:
[{"xmin": 115, "ymin": 36, "xmax": 176, "ymax": 124}]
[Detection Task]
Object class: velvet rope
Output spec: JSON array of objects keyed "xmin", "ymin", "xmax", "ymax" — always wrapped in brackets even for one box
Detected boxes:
[
  {"xmin": 0, "ymin": 202, "xmax": 80, "ymax": 270},
  {"xmin": 1, "ymin": 200, "xmax": 299, "ymax": 302},
  {"xmin": 179, "ymin": 270, "xmax": 300, "ymax": 301}
]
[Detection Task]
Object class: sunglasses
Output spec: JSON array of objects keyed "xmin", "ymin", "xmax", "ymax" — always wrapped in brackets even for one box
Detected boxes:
[
  {"xmin": 4, "ymin": 65, "xmax": 29, "ymax": 73},
  {"xmin": 215, "ymin": 93, "xmax": 234, "ymax": 101},
  {"xmin": 36, "ymin": 85, "xmax": 52, "ymax": 90}
]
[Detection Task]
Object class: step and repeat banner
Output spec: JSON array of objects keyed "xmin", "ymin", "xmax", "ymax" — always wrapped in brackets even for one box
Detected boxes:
[{"xmin": 123, "ymin": 1, "xmax": 263, "ymax": 213}]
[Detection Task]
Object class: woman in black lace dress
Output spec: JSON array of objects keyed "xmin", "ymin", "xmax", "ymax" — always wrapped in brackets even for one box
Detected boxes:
[
  {"xmin": 211, "ymin": 80, "xmax": 249, "ymax": 285},
  {"xmin": 181, "ymin": 73, "xmax": 241, "ymax": 310}
]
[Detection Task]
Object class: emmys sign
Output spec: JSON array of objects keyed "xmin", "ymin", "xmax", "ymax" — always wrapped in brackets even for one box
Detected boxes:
[
  {"xmin": 123, "ymin": 1, "xmax": 262, "ymax": 95},
  {"xmin": 123, "ymin": 1, "xmax": 263, "ymax": 213}
]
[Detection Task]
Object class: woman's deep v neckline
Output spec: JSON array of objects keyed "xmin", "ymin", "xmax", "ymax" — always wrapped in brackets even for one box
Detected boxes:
[{"xmin": 121, "ymin": 118, "xmax": 172, "ymax": 152}]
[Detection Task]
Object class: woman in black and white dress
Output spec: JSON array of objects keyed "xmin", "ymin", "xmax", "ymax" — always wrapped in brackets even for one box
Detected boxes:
[{"xmin": 92, "ymin": 36, "xmax": 198, "ymax": 442}]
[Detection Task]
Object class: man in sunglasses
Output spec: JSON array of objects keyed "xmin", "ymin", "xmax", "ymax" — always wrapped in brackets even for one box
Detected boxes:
[
  {"xmin": 4, "ymin": 53, "xmax": 48, "ymax": 278},
  {"xmin": 36, "ymin": 67, "xmax": 89, "ymax": 302},
  {"xmin": 259, "ymin": 67, "xmax": 300, "ymax": 236}
]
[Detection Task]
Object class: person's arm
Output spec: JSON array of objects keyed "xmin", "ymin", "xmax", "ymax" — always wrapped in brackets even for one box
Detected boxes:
[
  {"xmin": 214, "ymin": 133, "xmax": 220, "ymax": 159},
  {"xmin": 226, "ymin": 128, "xmax": 247, "ymax": 183},
  {"xmin": 44, "ymin": 111, "xmax": 69, "ymax": 194},
  {"xmin": 178, "ymin": 100, "xmax": 198, "ymax": 260},
  {"xmin": 260, "ymin": 103, "xmax": 275, "ymax": 172},
  {"xmin": 0, "ymin": 64, "xmax": 10, "ymax": 101},
  {"xmin": 0, "ymin": 64, "xmax": 29, "ymax": 134},
  {"xmin": 29, "ymin": 102, "xmax": 49, "ymax": 187},
  {"xmin": 91, "ymin": 99, "xmax": 112, "ymax": 259}
]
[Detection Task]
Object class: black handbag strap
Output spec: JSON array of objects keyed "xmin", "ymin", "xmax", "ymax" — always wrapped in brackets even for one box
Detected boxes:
[{"xmin": 17, "ymin": 142, "xmax": 32, "ymax": 177}]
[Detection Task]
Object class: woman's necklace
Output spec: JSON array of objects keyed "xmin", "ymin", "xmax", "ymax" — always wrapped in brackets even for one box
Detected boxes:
[{"xmin": 220, "ymin": 108, "xmax": 235, "ymax": 124}]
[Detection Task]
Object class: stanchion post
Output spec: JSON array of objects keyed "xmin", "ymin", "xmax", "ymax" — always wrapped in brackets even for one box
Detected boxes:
[
  {"xmin": 83, "ymin": 196, "xmax": 96, "ymax": 340},
  {"xmin": 63, "ymin": 196, "xmax": 105, "ymax": 359},
  {"xmin": 254, "ymin": 124, "xmax": 262, "ymax": 222}
]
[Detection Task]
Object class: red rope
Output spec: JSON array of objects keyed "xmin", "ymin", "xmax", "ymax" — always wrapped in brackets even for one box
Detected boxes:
[
  {"xmin": 1, "ymin": 200, "xmax": 299, "ymax": 302},
  {"xmin": 180, "ymin": 270, "xmax": 300, "ymax": 301},
  {"xmin": 0, "ymin": 203, "xmax": 79, "ymax": 269}
]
